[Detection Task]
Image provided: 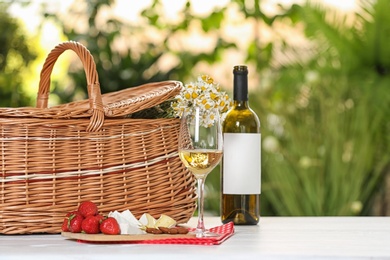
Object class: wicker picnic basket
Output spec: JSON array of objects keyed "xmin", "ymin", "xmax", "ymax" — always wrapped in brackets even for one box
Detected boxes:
[{"xmin": 0, "ymin": 41, "xmax": 197, "ymax": 234}]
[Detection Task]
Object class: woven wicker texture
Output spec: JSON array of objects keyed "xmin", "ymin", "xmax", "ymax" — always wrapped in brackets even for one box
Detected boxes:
[{"xmin": 0, "ymin": 41, "xmax": 197, "ymax": 234}]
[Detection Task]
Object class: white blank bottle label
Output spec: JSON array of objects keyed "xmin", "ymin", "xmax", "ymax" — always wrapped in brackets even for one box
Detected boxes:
[{"xmin": 223, "ymin": 133, "xmax": 261, "ymax": 194}]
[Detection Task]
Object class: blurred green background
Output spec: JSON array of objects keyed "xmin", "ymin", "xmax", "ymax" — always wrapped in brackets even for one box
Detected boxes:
[{"xmin": 1, "ymin": 0, "xmax": 389, "ymax": 216}]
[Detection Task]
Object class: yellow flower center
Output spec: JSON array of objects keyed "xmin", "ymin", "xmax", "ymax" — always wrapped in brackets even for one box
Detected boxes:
[
  {"xmin": 210, "ymin": 93, "xmax": 217, "ymax": 100},
  {"xmin": 201, "ymin": 75, "xmax": 214, "ymax": 84}
]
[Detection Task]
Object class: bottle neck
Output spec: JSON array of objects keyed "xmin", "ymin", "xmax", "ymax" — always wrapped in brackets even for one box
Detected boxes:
[
  {"xmin": 233, "ymin": 65, "xmax": 249, "ymax": 105},
  {"xmin": 233, "ymin": 100, "xmax": 249, "ymax": 109}
]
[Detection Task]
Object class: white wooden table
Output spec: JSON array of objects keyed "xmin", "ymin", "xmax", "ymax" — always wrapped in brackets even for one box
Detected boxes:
[{"xmin": 1, "ymin": 216, "xmax": 390, "ymax": 259}]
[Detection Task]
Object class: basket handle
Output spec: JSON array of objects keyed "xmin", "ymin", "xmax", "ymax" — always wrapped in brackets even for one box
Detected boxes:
[{"xmin": 37, "ymin": 41, "xmax": 104, "ymax": 132}]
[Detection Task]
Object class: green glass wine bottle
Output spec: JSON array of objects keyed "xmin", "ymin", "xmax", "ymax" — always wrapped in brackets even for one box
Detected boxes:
[{"xmin": 221, "ymin": 65, "xmax": 261, "ymax": 225}]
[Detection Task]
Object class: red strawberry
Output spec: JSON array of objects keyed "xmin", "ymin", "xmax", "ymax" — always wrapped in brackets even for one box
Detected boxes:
[
  {"xmin": 68, "ymin": 212, "xmax": 84, "ymax": 233},
  {"xmin": 61, "ymin": 219, "xmax": 69, "ymax": 232},
  {"xmin": 61, "ymin": 211, "xmax": 78, "ymax": 232},
  {"xmin": 100, "ymin": 217, "xmax": 120, "ymax": 235},
  {"xmin": 78, "ymin": 201, "xmax": 98, "ymax": 218},
  {"xmin": 95, "ymin": 214, "xmax": 105, "ymax": 223},
  {"xmin": 81, "ymin": 215, "xmax": 100, "ymax": 234}
]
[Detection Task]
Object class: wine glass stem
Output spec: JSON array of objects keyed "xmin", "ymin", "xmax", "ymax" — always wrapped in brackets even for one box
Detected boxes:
[{"xmin": 196, "ymin": 176, "xmax": 206, "ymax": 237}]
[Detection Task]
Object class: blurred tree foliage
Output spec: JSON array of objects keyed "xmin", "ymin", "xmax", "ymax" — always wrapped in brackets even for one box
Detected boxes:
[
  {"xmin": 252, "ymin": 0, "xmax": 390, "ymax": 215},
  {"xmin": 0, "ymin": 2, "xmax": 37, "ymax": 107},
  {"xmin": 41, "ymin": 0, "xmax": 236, "ymax": 102}
]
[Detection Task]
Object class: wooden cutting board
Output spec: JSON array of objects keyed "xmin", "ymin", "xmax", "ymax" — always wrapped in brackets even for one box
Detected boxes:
[{"xmin": 61, "ymin": 232, "xmax": 196, "ymax": 242}]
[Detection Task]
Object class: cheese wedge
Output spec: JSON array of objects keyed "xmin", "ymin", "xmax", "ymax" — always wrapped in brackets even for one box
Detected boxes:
[{"xmin": 155, "ymin": 214, "xmax": 176, "ymax": 228}]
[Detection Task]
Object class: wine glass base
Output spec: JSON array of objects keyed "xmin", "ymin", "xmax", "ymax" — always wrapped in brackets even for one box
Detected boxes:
[{"xmin": 192, "ymin": 229, "xmax": 221, "ymax": 238}]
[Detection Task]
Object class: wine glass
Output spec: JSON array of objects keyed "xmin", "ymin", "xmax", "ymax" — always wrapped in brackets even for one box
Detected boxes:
[{"xmin": 178, "ymin": 106, "xmax": 223, "ymax": 238}]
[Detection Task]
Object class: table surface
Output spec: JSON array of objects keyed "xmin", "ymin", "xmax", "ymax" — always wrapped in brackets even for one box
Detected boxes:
[{"xmin": 1, "ymin": 216, "xmax": 390, "ymax": 260}]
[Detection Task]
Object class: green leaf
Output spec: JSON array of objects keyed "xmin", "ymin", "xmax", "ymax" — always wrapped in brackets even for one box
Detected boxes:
[{"xmin": 201, "ymin": 10, "xmax": 225, "ymax": 32}]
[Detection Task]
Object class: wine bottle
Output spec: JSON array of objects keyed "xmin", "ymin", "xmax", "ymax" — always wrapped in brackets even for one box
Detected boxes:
[{"xmin": 221, "ymin": 65, "xmax": 261, "ymax": 225}]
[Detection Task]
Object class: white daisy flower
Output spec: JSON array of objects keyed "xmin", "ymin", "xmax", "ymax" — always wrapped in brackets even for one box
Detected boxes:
[{"xmin": 171, "ymin": 75, "xmax": 232, "ymax": 127}]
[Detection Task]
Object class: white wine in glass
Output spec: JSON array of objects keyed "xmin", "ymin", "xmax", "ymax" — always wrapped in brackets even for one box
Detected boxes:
[{"xmin": 178, "ymin": 107, "xmax": 223, "ymax": 238}]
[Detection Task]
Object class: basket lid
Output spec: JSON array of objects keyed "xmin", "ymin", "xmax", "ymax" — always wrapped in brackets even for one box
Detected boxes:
[
  {"xmin": 53, "ymin": 80, "xmax": 182, "ymax": 118},
  {"xmin": 0, "ymin": 41, "xmax": 182, "ymax": 132}
]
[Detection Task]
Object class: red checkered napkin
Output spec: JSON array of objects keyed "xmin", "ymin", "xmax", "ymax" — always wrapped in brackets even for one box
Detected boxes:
[{"xmin": 138, "ymin": 221, "xmax": 235, "ymax": 245}]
